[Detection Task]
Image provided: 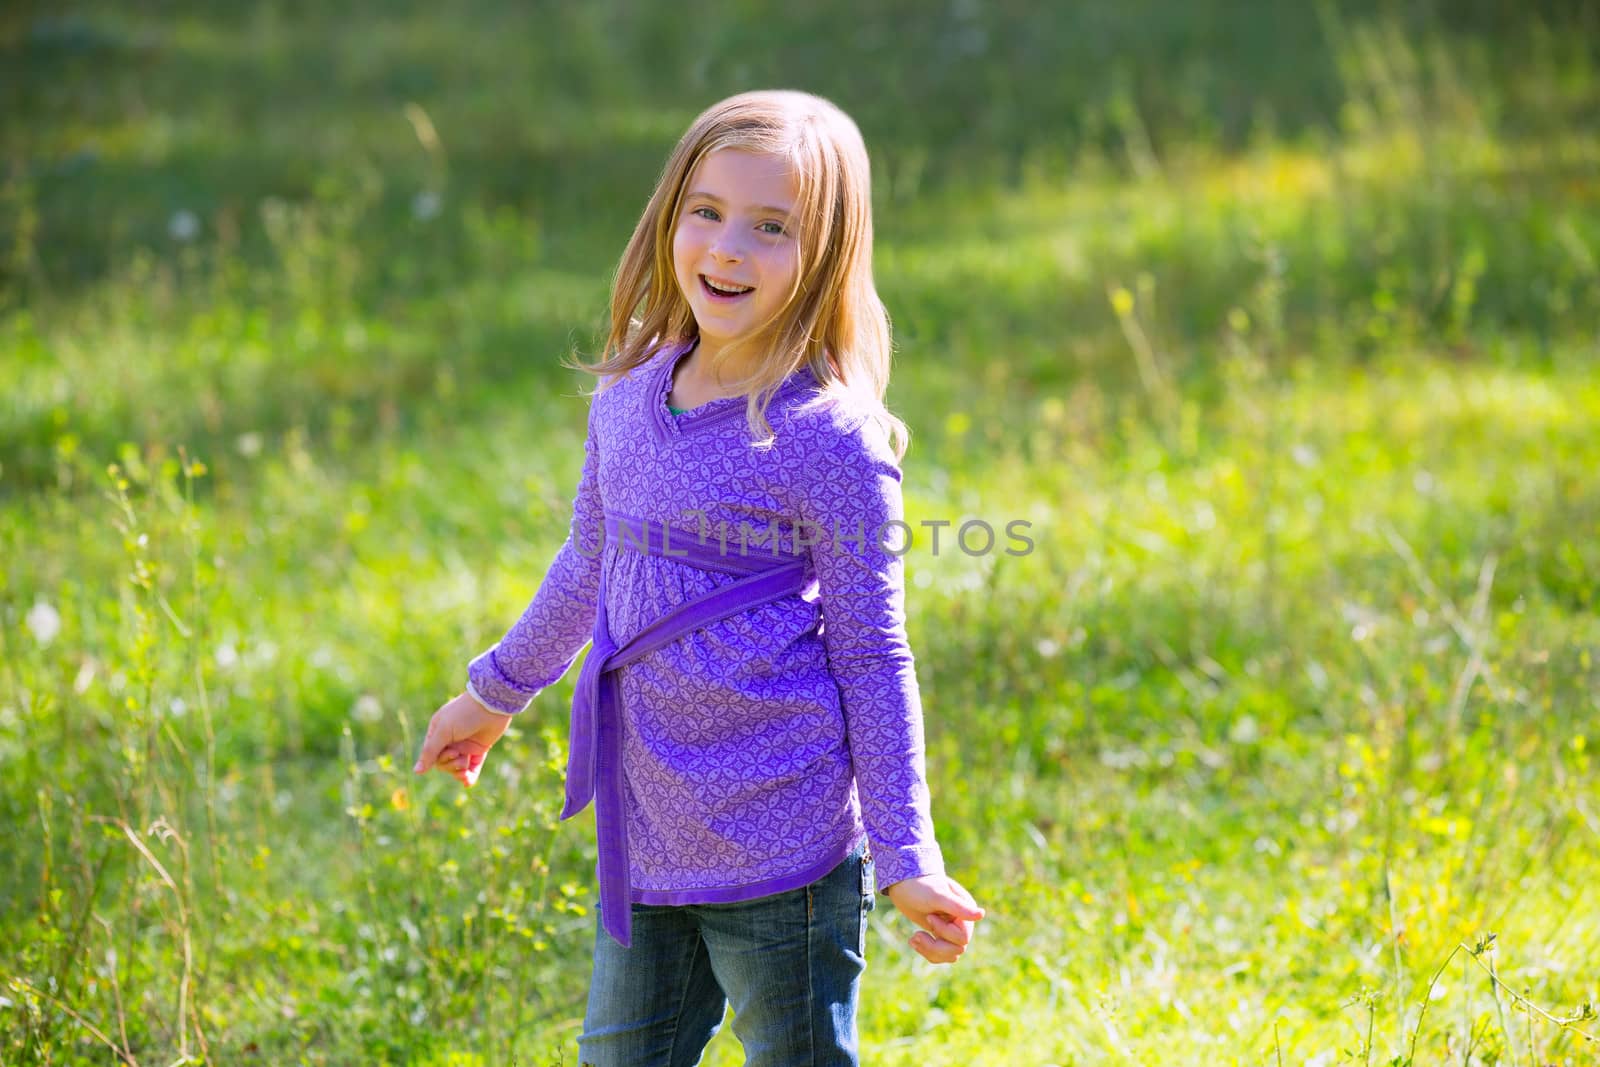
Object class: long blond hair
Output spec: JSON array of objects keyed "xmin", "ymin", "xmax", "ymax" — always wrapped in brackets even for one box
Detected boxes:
[{"xmin": 563, "ymin": 89, "xmax": 909, "ymax": 460}]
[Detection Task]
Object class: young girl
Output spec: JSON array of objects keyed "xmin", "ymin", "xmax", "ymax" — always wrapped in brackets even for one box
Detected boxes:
[{"xmin": 412, "ymin": 89, "xmax": 984, "ymax": 1066}]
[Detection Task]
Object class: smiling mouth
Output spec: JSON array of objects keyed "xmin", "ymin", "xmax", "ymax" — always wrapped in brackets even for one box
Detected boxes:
[{"xmin": 701, "ymin": 275, "xmax": 754, "ymax": 297}]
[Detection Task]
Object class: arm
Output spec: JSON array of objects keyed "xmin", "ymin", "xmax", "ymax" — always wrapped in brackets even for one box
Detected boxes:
[
  {"xmin": 796, "ymin": 414, "xmax": 944, "ymax": 890},
  {"xmin": 796, "ymin": 411, "xmax": 984, "ymax": 964},
  {"xmin": 466, "ymin": 392, "xmax": 607, "ymax": 713}
]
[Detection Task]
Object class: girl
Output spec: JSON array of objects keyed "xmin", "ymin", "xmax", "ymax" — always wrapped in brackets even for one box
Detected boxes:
[{"xmin": 412, "ymin": 89, "xmax": 984, "ymax": 1066}]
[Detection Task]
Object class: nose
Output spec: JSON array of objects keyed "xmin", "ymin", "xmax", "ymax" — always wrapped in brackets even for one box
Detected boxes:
[{"xmin": 708, "ymin": 231, "xmax": 745, "ymax": 264}]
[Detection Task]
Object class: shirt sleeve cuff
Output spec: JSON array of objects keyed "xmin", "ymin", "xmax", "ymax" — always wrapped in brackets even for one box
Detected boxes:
[
  {"xmin": 466, "ymin": 678, "xmax": 520, "ymax": 716},
  {"xmin": 466, "ymin": 647, "xmax": 540, "ymax": 715},
  {"xmin": 869, "ymin": 842, "xmax": 945, "ymax": 893}
]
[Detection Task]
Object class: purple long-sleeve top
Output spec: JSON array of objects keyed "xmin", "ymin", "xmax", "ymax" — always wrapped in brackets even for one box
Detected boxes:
[{"xmin": 466, "ymin": 338, "xmax": 945, "ymax": 904}]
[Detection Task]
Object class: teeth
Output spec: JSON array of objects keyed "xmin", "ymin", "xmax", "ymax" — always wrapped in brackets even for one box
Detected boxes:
[{"xmin": 704, "ymin": 277, "xmax": 753, "ymax": 295}]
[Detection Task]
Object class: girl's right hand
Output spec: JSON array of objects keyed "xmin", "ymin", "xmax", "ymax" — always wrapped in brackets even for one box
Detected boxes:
[{"xmin": 412, "ymin": 691, "xmax": 514, "ymax": 788}]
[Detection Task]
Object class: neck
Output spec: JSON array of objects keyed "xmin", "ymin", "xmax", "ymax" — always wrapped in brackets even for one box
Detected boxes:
[{"xmin": 686, "ymin": 336, "xmax": 764, "ymax": 393}]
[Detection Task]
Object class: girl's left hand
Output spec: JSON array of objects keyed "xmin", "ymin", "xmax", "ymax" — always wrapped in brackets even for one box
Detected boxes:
[{"xmin": 883, "ymin": 874, "xmax": 986, "ymax": 964}]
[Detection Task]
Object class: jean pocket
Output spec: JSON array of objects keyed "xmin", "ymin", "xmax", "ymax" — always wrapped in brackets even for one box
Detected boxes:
[
  {"xmin": 857, "ymin": 852, "xmax": 875, "ymax": 958},
  {"xmin": 860, "ymin": 851, "xmax": 876, "ymax": 914}
]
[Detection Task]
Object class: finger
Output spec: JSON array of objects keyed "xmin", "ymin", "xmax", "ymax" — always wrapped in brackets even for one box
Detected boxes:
[
  {"xmin": 938, "ymin": 880, "xmax": 985, "ymax": 921},
  {"xmin": 910, "ymin": 930, "xmax": 964, "ymax": 964},
  {"xmin": 927, "ymin": 912, "xmax": 973, "ymax": 947},
  {"xmin": 414, "ymin": 718, "xmax": 443, "ymax": 773}
]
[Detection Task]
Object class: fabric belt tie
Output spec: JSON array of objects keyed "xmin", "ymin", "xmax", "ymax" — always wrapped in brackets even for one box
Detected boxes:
[{"xmin": 560, "ymin": 512, "xmax": 814, "ymax": 947}]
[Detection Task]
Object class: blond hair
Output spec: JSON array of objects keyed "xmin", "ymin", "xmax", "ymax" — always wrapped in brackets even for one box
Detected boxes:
[{"xmin": 563, "ymin": 89, "xmax": 909, "ymax": 460}]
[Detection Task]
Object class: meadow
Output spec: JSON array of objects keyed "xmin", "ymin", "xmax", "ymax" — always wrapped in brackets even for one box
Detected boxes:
[{"xmin": 3, "ymin": 1, "xmax": 1599, "ymax": 1063}]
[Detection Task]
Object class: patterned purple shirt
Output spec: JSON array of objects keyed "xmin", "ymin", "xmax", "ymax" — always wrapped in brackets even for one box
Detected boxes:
[{"xmin": 467, "ymin": 339, "xmax": 945, "ymax": 904}]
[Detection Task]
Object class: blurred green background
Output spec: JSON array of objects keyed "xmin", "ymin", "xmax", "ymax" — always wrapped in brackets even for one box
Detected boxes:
[{"xmin": 3, "ymin": 1, "xmax": 1598, "ymax": 1063}]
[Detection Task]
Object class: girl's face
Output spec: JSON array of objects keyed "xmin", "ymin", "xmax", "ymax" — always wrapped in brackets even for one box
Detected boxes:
[{"xmin": 671, "ymin": 148, "xmax": 802, "ymax": 362}]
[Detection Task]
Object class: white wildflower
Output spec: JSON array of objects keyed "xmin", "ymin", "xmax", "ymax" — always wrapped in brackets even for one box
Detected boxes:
[
  {"xmin": 411, "ymin": 190, "xmax": 441, "ymax": 221},
  {"xmin": 168, "ymin": 209, "xmax": 200, "ymax": 242},
  {"xmin": 26, "ymin": 601, "xmax": 61, "ymax": 646},
  {"xmin": 352, "ymin": 694, "xmax": 383, "ymax": 723}
]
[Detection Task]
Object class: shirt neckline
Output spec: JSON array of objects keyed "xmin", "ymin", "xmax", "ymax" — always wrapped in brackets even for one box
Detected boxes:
[{"xmin": 650, "ymin": 338, "xmax": 816, "ymax": 442}]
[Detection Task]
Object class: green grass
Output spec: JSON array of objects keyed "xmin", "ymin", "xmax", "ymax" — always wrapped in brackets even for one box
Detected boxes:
[{"xmin": 3, "ymin": 1, "xmax": 1600, "ymax": 1064}]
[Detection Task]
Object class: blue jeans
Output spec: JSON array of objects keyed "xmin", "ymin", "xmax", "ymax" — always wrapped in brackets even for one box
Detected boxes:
[{"xmin": 577, "ymin": 838, "xmax": 877, "ymax": 1066}]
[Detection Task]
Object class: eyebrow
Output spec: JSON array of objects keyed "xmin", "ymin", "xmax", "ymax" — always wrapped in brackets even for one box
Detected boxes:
[{"xmin": 684, "ymin": 191, "xmax": 795, "ymax": 218}]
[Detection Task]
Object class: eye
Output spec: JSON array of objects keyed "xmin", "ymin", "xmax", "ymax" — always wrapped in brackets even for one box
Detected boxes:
[
  {"xmin": 758, "ymin": 221, "xmax": 787, "ymax": 236},
  {"xmin": 691, "ymin": 206, "xmax": 720, "ymax": 222}
]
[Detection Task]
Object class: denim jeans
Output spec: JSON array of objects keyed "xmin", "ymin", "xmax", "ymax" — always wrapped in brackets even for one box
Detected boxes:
[{"xmin": 577, "ymin": 837, "xmax": 877, "ymax": 1067}]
